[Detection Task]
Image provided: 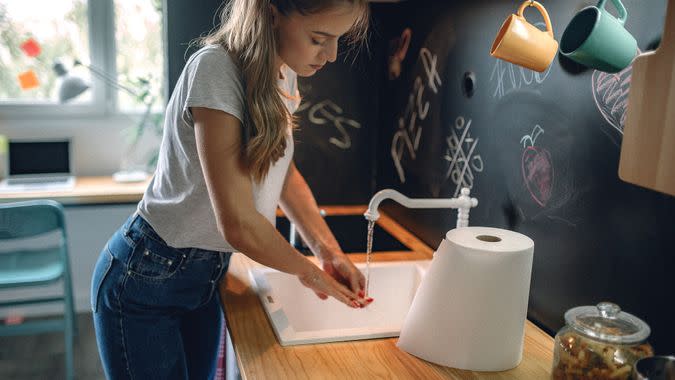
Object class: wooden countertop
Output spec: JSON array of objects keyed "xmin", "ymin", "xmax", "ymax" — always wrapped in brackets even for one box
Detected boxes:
[
  {"xmin": 0, "ymin": 176, "xmax": 150, "ymax": 205},
  {"xmin": 219, "ymin": 209, "xmax": 554, "ymax": 379}
]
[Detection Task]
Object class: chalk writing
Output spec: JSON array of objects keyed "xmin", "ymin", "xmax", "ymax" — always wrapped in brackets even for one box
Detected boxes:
[
  {"xmin": 301, "ymin": 99, "xmax": 361, "ymax": 150},
  {"xmin": 591, "ymin": 51, "xmax": 638, "ymax": 135},
  {"xmin": 420, "ymin": 48, "xmax": 442, "ymax": 94},
  {"xmin": 444, "ymin": 116, "xmax": 484, "ymax": 197},
  {"xmin": 490, "ymin": 60, "xmax": 552, "ymax": 99},
  {"xmin": 392, "ymin": 48, "xmax": 442, "ymax": 183},
  {"xmin": 520, "ymin": 125, "xmax": 554, "ymax": 207}
]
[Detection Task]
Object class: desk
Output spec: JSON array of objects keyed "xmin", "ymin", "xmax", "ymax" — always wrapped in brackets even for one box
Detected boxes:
[{"xmin": 0, "ymin": 176, "xmax": 150, "ymax": 205}]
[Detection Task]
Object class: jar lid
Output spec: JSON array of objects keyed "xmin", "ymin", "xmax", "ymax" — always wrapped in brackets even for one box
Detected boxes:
[{"xmin": 565, "ymin": 302, "xmax": 651, "ymax": 344}]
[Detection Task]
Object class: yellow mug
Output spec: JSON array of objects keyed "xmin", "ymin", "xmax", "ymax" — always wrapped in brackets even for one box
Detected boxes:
[{"xmin": 490, "ymin": 1, "xmax": 559, "ymax": 73}]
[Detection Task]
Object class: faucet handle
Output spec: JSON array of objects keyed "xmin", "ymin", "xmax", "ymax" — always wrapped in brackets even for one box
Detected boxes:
[
  {"xmin": 459, "ymin": 187, "xmax": 479, "ymax": 206},
  {"xmin": 456, "ymin": 187, "xmax": 478, "ymax": 228}
]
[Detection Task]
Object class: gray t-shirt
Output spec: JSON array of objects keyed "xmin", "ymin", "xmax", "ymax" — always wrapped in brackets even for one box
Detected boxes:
[{"xmin": 138, "ymin": 45, "xmax": 299, "ymax": 251}]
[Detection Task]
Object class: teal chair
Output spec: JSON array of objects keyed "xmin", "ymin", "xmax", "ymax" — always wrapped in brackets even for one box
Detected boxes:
[{"xmin": 0, "ymin": 200, "xmax": 76, "ymax": 380}]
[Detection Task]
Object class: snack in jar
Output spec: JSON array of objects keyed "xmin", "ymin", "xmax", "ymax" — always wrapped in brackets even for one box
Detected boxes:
[{"xmin": 552, "ymin": 302, "xmax": 654, "ymax": 380}]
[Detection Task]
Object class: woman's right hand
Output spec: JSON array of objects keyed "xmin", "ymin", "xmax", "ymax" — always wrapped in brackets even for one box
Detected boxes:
[{"xmin": 298, "ymin": 266, "xmax": 365, "ymax": 308}]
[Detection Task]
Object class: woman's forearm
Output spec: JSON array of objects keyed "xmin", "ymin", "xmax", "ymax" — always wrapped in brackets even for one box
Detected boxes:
[
  {"xmin": 279, "ymin": 163, "xmax": 342, "ymax": 261},
  {"xmin": 224, "ymin": 211, "xmax": 317, "ymax": 277}
]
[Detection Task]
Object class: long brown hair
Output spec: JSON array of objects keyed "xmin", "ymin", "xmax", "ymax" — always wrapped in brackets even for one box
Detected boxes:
[{"xmin": 200, "ymin": 0, "xmax": 369, "ymax": 182}]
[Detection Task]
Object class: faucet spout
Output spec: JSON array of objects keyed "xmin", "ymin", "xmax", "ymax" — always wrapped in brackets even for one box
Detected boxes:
[{"xmin": 364, "ymin": 187, "xmax": 478, "ymax": 228}]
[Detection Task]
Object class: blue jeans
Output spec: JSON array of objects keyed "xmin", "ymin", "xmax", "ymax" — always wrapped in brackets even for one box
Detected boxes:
[{"xmin": 91, "ymin": 213, "xmax": 232, "ymax": 380}]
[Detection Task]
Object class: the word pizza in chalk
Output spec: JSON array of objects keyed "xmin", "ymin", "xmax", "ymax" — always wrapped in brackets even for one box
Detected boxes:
[{"xmin": 391, "ymin": 47, "xmax": 442, "ymax": 183}]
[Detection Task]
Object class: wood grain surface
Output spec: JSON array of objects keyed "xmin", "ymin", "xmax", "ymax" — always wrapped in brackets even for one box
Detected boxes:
[
  {"xmin": 0, "ymin": 176, "xmax": 150, "ymax": 205},
  {"xmin": 619, "ymin": 0, "xmax": 675, "ymax": 196}
]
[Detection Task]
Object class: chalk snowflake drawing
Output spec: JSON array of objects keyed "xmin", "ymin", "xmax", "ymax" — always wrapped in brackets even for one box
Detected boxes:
[
  {"xmin": 520, "ymin": 125, "xmax": 554, "ymax": 207},
  {"xmin": 444, "ymin": 116, "xmax": 484, "ymax": 197}
]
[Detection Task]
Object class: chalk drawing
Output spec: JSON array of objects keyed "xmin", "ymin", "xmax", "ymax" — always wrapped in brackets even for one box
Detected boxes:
[
  {"xmin": 591, "ymin": 51, "xmax": 639, "ymax": 135},
  {"xmin": 444, "ymin": 116, "xmax": 484, "ymax": 197},
  {"xmin": 490, "ymin": 60, "xmax": 552, "ymax": 99},
  {"xmin": 520, "ymin": 124, "xmax": 554, "ymax": 207},
  {"xmin": 392, "ymin": 48, "xmax": 441, "ymax": 183},
  {"xmin": 420, "ymin": 48, "xmax": 442, "ymax": 94},
  {"xmin": 301, "ymin": 99, "xmax": 361, "ymax": 150}
]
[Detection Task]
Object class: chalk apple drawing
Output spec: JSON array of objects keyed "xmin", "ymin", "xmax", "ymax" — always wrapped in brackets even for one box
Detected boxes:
[{"xmin": 520, "ymin": 125, "xmax": 554, "ymax": 207}]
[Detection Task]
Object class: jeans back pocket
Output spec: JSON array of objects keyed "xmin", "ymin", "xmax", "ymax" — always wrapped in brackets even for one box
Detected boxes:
[{"xmin": 128, "ymin": 236, "xmax": 184, "ymax": 281}]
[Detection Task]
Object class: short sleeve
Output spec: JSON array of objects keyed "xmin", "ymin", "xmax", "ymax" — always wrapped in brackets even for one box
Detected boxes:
[{"xmin": 182, "ymin": 46, "xmax": 246, "ymax": 126}]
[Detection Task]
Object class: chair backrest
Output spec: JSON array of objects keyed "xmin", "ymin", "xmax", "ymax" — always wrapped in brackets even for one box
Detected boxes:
[{"xmin": 0, "ymin": 200, "xmax": 66, "ymax": 240}]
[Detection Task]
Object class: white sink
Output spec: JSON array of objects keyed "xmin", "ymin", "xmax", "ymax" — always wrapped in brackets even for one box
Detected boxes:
[{"xmin": 249, "ymin": 260, "xmax": 430, "ymax": 346}]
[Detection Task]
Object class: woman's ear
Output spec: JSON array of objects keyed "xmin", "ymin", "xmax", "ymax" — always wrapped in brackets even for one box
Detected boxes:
[{"xmin": 270, "ymin": 4, "xmax": 280, "ymax": 28}]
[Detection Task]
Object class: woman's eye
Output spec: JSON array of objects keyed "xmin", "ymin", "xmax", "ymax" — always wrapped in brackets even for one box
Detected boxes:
[{"xmin": 311, "ymin": 38, "xmax": 324, "ymax": 46}]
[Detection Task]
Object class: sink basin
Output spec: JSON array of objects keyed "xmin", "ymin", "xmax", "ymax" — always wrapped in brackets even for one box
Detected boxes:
[
  {"xmin": 276, "ymin": 215, "xmax": 409, "ymax": 253},
  {"xmin": 249, "ymin": 260, "xmax": 430, "ymax": 346}
]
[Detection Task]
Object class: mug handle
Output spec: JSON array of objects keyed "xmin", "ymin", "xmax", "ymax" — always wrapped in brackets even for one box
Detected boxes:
[
  {"xmin": 517, "ymin": 1, "xmax": 554, "ymax": 38},
  {"xmin": 598, "ymin": 0, "xmax": 628, "ymax": 25}
]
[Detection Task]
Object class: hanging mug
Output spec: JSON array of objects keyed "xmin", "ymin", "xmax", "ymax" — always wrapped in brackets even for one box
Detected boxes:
[
  {"xmin": 490, "ymin": 0, "xmax": 559, "ymax": 73},
  {"xmin": 560, "ymin": 0, "xmax": 638, "ymax": 73}
]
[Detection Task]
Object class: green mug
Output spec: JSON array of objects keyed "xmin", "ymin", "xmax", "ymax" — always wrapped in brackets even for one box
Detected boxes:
[{"xmin": 560, "ymin": 0, "xmax": 638, "ymax": 73}]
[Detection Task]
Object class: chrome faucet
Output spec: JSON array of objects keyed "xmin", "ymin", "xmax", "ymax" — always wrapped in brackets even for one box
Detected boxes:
[{"xmin": 364, "ymin": 187, "xmax": 478, "ymax": 228}]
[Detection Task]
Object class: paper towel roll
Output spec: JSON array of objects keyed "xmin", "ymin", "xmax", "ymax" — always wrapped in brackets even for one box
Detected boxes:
[{"xmin": 397, "ymin": 226, "xmax": 534, "ymax": 371}]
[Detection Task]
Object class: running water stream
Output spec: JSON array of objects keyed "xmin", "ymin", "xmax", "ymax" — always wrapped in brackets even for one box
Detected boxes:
[{"xmin": 365, "ymin": 220, "xmax": 375, "ymax": 298}]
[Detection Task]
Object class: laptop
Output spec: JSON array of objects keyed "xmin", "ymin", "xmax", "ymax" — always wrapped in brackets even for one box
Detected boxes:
[{"xmin": 0, "ymin": 140, "xmax": 75, "ymax": 192}]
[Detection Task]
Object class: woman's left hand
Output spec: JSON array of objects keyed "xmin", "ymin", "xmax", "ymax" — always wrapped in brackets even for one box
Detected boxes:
[{"xmin": 319, "ymin": 253, "xmax": 371, "ymax": 304}]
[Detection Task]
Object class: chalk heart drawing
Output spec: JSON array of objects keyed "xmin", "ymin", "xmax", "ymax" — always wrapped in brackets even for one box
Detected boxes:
[
  {"xmin": 520, "ymin": 125, "xmax": 553, "ymax": 207},
  {"xmin": 522, "ymin": 147, "xmax": 553, "ymax": 207},
  {"xmin": 591, "ymin": 49, "xmax": 641, "ymax": 135}
]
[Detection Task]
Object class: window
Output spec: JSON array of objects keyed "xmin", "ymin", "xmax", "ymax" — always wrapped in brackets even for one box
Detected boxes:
[
  {"xmin": 114, "ymin": 0, "xmax": 164, "ymax": 113},
  {"xmin": 0, "ymin": 1, "xmax": 92, "ymax": 104},
  {"xmin": 0, "ymin": 0, "xmax": 164, "ymax": 115}
]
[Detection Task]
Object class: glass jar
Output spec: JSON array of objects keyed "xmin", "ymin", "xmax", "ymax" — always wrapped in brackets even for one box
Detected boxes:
[{"xmin": 552, "ymin": 302, "xmax": 654, "ymax": 380}]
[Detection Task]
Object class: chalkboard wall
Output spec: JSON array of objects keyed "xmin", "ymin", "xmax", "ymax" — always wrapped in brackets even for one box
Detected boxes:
[
  {"xmin": 292, "ymin": 48, "xmax": 381, "ymax": 204},
  {"xmin": 373, "ymin": 0, "xmax": 675, "ymax": 354},
  {"xmin": 165, "ymin": 0, "xmax": 224, "ymax": 96}
]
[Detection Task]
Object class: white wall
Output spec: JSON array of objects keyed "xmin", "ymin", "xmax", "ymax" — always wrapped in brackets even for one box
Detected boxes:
[{"xmin": 0, "ymin": 115, "xmax": 161, "ymax": 177}]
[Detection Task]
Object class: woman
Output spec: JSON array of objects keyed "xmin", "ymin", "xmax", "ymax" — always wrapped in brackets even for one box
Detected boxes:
[{"xmin": 91, "ymin": 0, "xmax": 371, "ymax": 378}]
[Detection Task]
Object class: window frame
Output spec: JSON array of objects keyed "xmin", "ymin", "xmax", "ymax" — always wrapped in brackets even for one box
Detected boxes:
[{"xmin": 0, "ymin": 0, "xmax": 160, "ymax": 120}]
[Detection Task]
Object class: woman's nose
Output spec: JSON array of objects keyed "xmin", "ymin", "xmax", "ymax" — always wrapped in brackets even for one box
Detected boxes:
[{"xmin": 323, "ymin": 40, "xmax": 338, "ymax": 63}]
